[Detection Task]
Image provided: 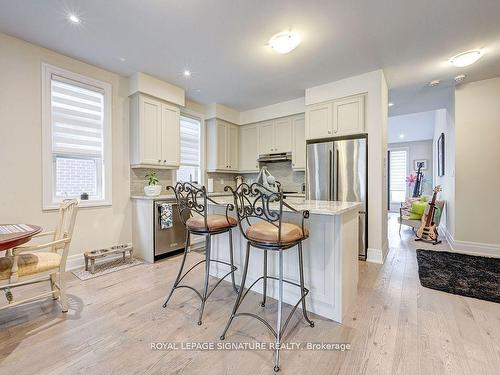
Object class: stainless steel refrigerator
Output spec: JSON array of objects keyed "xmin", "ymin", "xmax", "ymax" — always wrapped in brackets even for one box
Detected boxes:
[{"xmin": 306, "ymin": 137, "xmax": 367, "ymax": 259}]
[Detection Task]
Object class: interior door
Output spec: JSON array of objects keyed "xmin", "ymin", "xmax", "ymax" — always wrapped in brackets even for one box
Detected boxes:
[{"xmin": 274, "ymin": 118, "xmax": 292, "ymax": 153}]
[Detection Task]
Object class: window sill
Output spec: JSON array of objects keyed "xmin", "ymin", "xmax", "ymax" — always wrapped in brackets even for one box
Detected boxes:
[{"xmin": 43, "ymin": 200, "xmax": 112, "ymax": 211}]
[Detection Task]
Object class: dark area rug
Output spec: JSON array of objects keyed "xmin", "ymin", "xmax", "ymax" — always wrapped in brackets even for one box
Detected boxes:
[{"xmin": 416, "ymin": 249, "xmax": 500, "ymax": 303}]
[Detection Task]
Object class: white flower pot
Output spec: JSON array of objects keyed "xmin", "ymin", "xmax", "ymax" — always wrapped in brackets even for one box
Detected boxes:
[{"xmin": 144, "ymin": 184, "xmax": 162, "ymax": 197}]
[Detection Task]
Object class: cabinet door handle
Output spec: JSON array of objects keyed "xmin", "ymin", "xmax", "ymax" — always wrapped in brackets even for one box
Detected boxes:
[
  {"xmin": 163, "ymin": 160, "xmax": 166, "ymax": 163},
  {"xmin": 158, "ymin": 159, "xmax": 161, "ymax": 163},
  {"xmin": 327, "ymin": 130, "xmax": 331, "ymax": 134}
]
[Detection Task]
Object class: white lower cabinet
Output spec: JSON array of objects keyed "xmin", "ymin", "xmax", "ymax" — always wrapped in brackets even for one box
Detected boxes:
[{"xmin": 130, "ymin": 93, "xmax": 180, "ymax": 168}]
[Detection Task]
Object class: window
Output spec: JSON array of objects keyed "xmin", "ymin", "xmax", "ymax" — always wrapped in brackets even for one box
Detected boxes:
[
  {"xmin": 42, "ymin": 64, "xmax": 112, "ymax": 209},
  {"xmin": 389, "ymin": 149, "xmax": 408, "ymax": 204},
  {"xmin": 177, "ymin": 116, "xmax": 201, "ymax": 183}
]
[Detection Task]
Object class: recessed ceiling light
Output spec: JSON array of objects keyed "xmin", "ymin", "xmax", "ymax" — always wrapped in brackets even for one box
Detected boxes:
[
  {"xmin": 399, "ymin": 134, "xmax": 405, "ymax": 139},
  {"xmin": 268, "ymin": 31, "xmax": 301, "ymax": 54},
  {"xmin": 388, "ymin": 102, "xmax": 394, "ymax": 107},
  {"xmin": 428, "ymin": 79, "xmax": 440, "ymax": 87},
  {"xmin": 449, "ymin": 50, "xmax": 483, "ymax": 67},
  {"xmin": 183, "ymin": 70, "xmax": 191, "ymax": 77},
  {"xmin": 68, "ymin": 14, "xmax": 81, "ymax": 24},
  {"xmin": 454, "ymin": 74, "xmax": 466, "ymax": 83},
  {"xmin": 119, "ymin": 57, "xmax": 126, "ymax": 62}
]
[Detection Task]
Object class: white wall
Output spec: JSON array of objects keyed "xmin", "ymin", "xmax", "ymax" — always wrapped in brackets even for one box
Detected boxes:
[
  {"xmin": 454, "ymin": 77, "xmax": 500, "ymax": 251},
  {"xmin": 0, "ymin": 33, "xmax": 131, "ymax": 260},
  {"xmin": 387, "ymin": 110, "xmax": 435, "ymax": 143},
  {"xmin": 305, "ymin": 70, "xmax": 389, "ymax": 263},
  {"xmin": 433, "ymin": 107, "xmax": 455, "ymax": 238}
]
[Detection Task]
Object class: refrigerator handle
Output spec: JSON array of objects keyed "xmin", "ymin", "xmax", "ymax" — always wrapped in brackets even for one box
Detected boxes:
[
  {"xmin": 335, "ymin": 149, "xmax": 340, "ymax": 201},
  {"xmin": 329, "ymin": 149, "xmax": 333, "ymax": 200}
]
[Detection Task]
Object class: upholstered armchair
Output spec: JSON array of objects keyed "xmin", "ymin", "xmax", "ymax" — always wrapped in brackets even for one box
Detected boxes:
[
  {"xmin": 0, "ymin": 199, "xmax": 78, "ymax": 312},
  {"xmin": 398, "ymin": 197, "xmax": 445, "ymax": 234}
]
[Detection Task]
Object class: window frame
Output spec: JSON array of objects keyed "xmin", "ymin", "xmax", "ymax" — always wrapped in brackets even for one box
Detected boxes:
[
  {"xmin": 42, "ymin": 63, "xmax": 112, "ymax": 210},
  {"xmin": 388, "ymin": 146, "xmax": 409, "ymax": 208},
  {"xmin": 177, "ymin": 110, "xmax": 205, "ymax": 185}
]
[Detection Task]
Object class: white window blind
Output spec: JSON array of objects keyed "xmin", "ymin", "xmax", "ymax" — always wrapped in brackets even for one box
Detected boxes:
[
  {"xmin": 389, "ymin": 149, "xmax": 408, "ymax": 203},
  {"xmin": 51, "ymin": 76, "xmax": 104, "ymax": 157},
  {"xmin": 177, "ymin": 116, "xmax": 201, "ymax": 183}
]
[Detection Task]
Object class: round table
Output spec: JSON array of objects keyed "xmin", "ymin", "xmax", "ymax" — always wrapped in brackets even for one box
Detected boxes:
[{"xmin": 0, "ymin": 224, "xmax": 42, "ymax": 252}]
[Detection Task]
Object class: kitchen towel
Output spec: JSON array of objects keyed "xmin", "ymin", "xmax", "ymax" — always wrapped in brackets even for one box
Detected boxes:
[{"xmin": 159, "ymin": 203, "xmax": 173, "ymax": 229}]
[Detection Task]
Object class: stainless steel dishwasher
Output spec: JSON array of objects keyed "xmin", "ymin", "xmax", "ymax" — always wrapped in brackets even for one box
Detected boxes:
[{"xmin": 153, "ymin": 199, "xmax": 187, "ymax": 258}]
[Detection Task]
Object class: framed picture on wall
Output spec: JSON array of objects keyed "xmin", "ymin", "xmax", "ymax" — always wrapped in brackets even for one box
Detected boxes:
[
  {"xmin": 414, "ymin": 159, "xmax": 428, "ymax": 171},
  {"xmin": 437, "ymin": 133, "xmax": 445, "ymax": 176}
]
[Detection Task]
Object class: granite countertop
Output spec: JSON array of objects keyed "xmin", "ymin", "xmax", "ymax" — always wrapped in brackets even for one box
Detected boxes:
[{"xmin": 207, "ymin": 196, "xmax": 361, "ymax": 216}]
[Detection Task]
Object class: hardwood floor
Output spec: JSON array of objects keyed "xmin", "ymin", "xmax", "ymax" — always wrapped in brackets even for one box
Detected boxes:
[{"xmin": 1, "ymin": 214, "xmax": 499, "ymax": 374}]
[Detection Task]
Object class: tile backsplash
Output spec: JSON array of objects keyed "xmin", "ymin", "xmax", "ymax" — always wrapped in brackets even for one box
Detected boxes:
[
  {"xmin": 130, "ymin": 168, "xmax": 175, "ymax": 195},
  {"xmin": 241, "ymin": 161, "xmax": 305, "ymax": 192},
  {"xmin": 206, "ymin": 172, "xmax": 238, "ymax": 192}
]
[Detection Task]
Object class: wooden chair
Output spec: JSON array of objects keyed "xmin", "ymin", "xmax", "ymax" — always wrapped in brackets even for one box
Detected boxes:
[{"xmin": 0, "ymin": 199, "xmax": 79, "ymax": 312}]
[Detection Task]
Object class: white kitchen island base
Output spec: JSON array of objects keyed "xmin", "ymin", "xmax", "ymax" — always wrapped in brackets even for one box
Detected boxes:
[{"xmin": 207, "ymin": 199, "xmax": 360, "ymax": 324}]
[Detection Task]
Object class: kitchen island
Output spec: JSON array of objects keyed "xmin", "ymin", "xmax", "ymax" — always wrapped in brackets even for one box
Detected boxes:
[{"xmin": 207, "ymin": 197, "xmax": 361, "ymax": 323}]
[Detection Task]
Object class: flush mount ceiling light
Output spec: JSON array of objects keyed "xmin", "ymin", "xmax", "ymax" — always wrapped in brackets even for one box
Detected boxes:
[
  {"xmin": 268, "ymin": 31, "xmax": 301, "ymax": 54},
  {"xmin": 68, "ymin": 13, "xmax": 81, "ymax": 24},
  {"xmin": 449, "ymin": 50, "xmax": 483, "ymax": 67},
  {"xmin": 388, "ymin": 102, "xmax": 394, "ymax": 107},
  {"xmin": 428, "ymin": 79, "xmax": 441, "ymax": 87}
]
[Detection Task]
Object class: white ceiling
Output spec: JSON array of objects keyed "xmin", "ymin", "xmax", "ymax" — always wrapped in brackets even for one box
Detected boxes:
[
  {"xmin": 388, "ymin": 110, "xmax": 436, "ymax": 144},
  {"xmin": 1, "ymin": 0, "xmax": 499, "ymax": 115}
]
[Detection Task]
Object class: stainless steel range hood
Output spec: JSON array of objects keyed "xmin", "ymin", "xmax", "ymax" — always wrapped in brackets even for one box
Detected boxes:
[{"xmin": 257, "ymin": 152, "xmax": 291, "ymax": 163}]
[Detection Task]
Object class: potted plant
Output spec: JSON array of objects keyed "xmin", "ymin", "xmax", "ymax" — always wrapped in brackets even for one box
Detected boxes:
[{"xmin": 144, "ymin": 171, "xmax": 162, "ymax": 197}]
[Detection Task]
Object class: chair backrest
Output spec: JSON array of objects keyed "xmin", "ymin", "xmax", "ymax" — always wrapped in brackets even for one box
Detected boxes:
[
  {"xmin": 226, "ymin": 182, "xmax": 285, "ymax": 244},
  {"xmin": 167, "ymin": 182, "xmax": 208, "ymax": 227},
  {"xmin": 53, "ymin": 199, "xmax": 78, "ymax": 268}
]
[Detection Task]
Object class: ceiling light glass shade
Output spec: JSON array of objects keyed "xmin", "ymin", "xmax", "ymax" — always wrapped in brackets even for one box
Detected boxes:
[
  {"xmin": 449, "ymin": 50, "xmax": 483, "ymax": 67},
  {"xmin": 269, "ymin": 31, "xmax": 301, "ymax": 54},
  {"xmin": 68, "ymin": 14, "xmax": 81, "ymax": 24}
]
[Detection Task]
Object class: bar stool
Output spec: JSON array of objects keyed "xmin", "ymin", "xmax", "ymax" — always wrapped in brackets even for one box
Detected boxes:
[
  {"xmin": 220, "ymin": 182, "xmax": 314, "ymax": 372},
  {"xmin": 163, "ymin": 182, "xmax": 238, "ymax": 325}
]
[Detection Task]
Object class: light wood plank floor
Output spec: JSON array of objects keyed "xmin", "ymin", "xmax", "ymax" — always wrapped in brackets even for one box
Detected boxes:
[{"xmin": 1, "ymin": 214, "xmax": 499, "ymax": 374}]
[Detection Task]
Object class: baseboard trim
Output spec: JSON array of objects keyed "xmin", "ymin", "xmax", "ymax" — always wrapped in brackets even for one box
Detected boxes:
[
  {"xmin": 366, "ymin": 248, "xmax": 384, "ymax": 264},
  {"xmin": 444, "ymin": 230, "xmax": 500, "ymax": 258}
]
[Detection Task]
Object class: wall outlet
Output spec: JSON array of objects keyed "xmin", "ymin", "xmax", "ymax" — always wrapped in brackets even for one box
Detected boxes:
[{"xmin": 220, "ymin": 179, "xmax": 224, "ymax": 185}]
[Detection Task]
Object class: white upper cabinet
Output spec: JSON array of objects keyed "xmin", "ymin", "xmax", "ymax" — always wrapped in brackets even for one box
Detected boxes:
[
  {"xmin": 239, "ymin": 125, "xmax": 259, "ymax": 172},
  {"xmin": 258, "ymin": 118, "xmax": 292, "ymax": 154},
  {"xmin": 258, "ymin": 121, "xmax": 275, "ymax": 154},
  {"xmin": 305, "ymin": 94, "xmax": 365, "ymax": 140},
  {"xmin": 333, "ymin": 95, "xmax": 365, "ymax": 135},
  {"xmin": 206, "ymin": 119, "xmax": 239, "ymax": 172},
  {"xmin": 306, "ymin": 102, "xmax": 332, "ymax": 140},
  {"xmin": 274, "ymin": 118, "xmax": 293, "ymax": 153},
  {"xmin": 130, "ymin": 94, "xmax": 180, "ymax": 168},
  {"xmin": 292, "ymin": 115, "xmax": 306, "ymax": 170}
]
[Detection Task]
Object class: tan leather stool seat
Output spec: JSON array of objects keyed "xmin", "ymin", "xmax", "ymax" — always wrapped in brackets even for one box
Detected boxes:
[
  {"xmin": 0, "ymin": 252, "xmax": 61, "ymax": 280},
  {"xmin": 246, "ymin": 221, "xmax": 309, "ymax": 244},
  {"xmin": 186, "ymin": 214, "xmax": 237, "ymax": 231}
]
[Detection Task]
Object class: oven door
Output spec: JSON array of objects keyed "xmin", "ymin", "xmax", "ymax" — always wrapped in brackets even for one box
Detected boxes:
[{"xmin": 154, "ymin": 201, "xmax": 187, "ymax": 257}]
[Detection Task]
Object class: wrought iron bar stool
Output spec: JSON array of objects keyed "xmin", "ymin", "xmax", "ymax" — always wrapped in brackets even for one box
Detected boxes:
[
  {"xmin": 163, "ymin": 182, "xmax": 238, "ymax": 325},
  {"xmin": 220, "ymin": 182, "xmax": 314, "ymax": 372}
]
